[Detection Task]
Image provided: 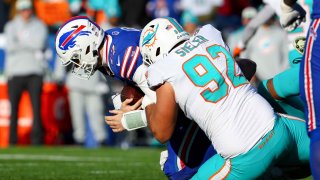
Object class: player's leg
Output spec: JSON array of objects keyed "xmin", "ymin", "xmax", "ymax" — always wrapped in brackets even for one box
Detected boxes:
[
  {"xmin": 86, "ymin": 93, "xmax": 107, "ymax": 145},
  {"xmin": 310, "ymin": 130, "xmax": 320, "ymax": 178},
  {"xmin": 258, "ymin": 67, "xmax": 305, "ymax": 119},
  {"xmin": 27, "ymin": 75, "xmax": 43, "ymax": 145},
  {"xmin": 277, "ymin": 114, "xmax": 310, "ymax": 165},
  {"xmin": 300, "ymin": 18, "xmax": 320, "ymax": 178},
  {"xmin": 191, "ymin": 117, "xmax": 293, "ymax": 179},
  {"xmin": 68, "ymin": 90, "xmax": 86, "ymax": 144},
  {"xmin": 276, "ymin": 114, "xmax": 311, "ymax": 179},
  {"xmin": 7, "ymin": 76, "xmax": 25, "ymax": 145}
]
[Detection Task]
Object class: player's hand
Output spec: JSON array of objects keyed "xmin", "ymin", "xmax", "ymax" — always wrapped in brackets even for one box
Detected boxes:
[
  {"xmin": 120, "ymin": 98, "xmax": 143, "ymax": 112},
  {"xmin": 105, "ymin": 109, "xmax": 125, "ymax": 133},
  {"xmin": 280, "ymin": 1, "xmax": 306, "ymax": 31}
]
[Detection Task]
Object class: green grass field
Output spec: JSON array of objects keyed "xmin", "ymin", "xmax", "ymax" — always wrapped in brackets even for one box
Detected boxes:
[
  {"xmin": 0, "ymin": 146, "xmax": 313, "ymax": 180},
  {"xmin": 0, "ymin": 146, "xmax": 167, "ymax": 180}
]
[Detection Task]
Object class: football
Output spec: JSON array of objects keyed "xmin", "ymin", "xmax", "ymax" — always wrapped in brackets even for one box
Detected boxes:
[
  {"xmin": 120, "ymin": 83, "xmax": 145, "ymax": 105},
  {"xmin": 237, "ymin": 58, "xmax": 257, "ymax": 81}
]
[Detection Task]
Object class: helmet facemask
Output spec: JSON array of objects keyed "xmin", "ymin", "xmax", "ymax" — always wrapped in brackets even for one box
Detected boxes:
[
  {"xmin": 71, "ymin": 41, "xmax": 100, "ymax": 79},
  {"xmin": 69, "ymin": 51, "xmax": 97, "ymax": 79}
]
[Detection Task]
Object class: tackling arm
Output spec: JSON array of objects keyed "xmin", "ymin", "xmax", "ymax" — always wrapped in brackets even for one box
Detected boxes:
[{"xmin": 145, "ymin": 82, "xmax": 178, "ymax": 144}]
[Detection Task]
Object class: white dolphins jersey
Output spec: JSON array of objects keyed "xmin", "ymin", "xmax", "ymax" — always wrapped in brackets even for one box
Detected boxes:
[
  {"xmin": 264, "ymin": 0, "xmax": 312, "ymax": 51},
  {"xmin": 147, "ymin": 25, "xmax": 275, "ymax": 158}
]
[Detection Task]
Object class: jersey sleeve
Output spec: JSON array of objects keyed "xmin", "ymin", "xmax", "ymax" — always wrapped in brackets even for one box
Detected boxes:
[
  {"xmin": 105, "ymin": 28, "xmax": 143, "ymax": 83},
  {"xmin": 197, "ymin": 24, "xmax": 229, "ymax": 51},
  {"xmin": 146, "ymin": 64, "xmax": 166, "ymax": 90},
  {"xmin": 133, "ymin": 65, "xmax": 157, "ymax": 100}
]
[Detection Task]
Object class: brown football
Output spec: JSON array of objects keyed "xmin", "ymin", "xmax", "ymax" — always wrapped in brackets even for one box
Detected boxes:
[{"xmin": 120, "ymin": 83, "xmax": 144, "ymax": 105}]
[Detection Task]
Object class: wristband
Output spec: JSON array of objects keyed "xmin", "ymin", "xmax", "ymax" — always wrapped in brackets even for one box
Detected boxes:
[{"xmin": 121, "ymin": 110, "xmax": 147, "ymax": 131}]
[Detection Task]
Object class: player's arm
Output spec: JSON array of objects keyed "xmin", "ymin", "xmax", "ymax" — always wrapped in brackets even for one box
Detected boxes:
[
  {"xmin": 280, "ymin": 0, "xmax": 306, "ymax": 31},
  {"xmin": 144, "ymin": 82, "xmax": 178, "ymax": 144},
  {"xmin": 133, "ymin": 64, "xmax": 157, "ymax": 101},
  {"xmin": 4, "ymin": 23, "xmax": 20, "ymax": 53}
]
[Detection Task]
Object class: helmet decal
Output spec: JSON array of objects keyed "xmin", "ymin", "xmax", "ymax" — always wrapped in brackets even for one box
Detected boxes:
[
  {"xmin": 164, "ymin": 17, "xmax": 184, "ymax": 33},
  {"xmin": 59, "ymin": 25, "xmax": 91, "ymax": 50},
  {"xmin": 141, "ymin": 24, "xmax": 159, "ymax": 47},
  {"xmin": 139, "ymin": 17, "xmax": 190, "ymax": 66}
]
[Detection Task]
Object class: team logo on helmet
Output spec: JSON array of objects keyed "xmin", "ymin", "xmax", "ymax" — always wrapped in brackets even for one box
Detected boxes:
[
  {"xmin": 58, "ymin": 25, "xmax": 91, "ymax": 50},
  {"xmin": 141, "ymin": 24, "xmax": 159, "ymax": 48}
]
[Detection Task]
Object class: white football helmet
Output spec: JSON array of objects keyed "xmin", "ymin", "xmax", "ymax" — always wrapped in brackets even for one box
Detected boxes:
[
  {"xmin": 139, "ymin": 17, "xmax": 190, "ymax": 66},
  {"xmin": 55, "ymin": 16, "xmax": 105, "ymax": 79}
]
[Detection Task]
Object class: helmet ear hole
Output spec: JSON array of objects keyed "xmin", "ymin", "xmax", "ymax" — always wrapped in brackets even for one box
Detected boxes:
[
  {"xmin": 85, "ymin": 45, "xmax": 90, "ymax": 55},
  {"xmin": 156, "ymin": 47, "xmax": 160, "ymax": 57},
  {"xmin": 93, "ymin": 50, "xmax": 98, "ymax": 57}
]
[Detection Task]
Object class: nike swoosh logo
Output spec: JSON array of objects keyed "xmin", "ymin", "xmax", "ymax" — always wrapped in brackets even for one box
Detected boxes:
[{"xmin": 116, "ymin": 56, "xmax": 121, "ymax": 66}]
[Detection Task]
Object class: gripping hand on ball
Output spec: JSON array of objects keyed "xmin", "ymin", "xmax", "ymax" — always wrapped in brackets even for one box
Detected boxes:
[{"xmin": 105, "ymin": 98, "xmax": 143, "ymax": 132}]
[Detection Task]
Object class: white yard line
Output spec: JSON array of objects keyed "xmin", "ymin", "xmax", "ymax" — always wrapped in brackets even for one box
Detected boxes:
[{"xmin": 0, "ymin": 154, "xmax": 119, "ymax": 162}]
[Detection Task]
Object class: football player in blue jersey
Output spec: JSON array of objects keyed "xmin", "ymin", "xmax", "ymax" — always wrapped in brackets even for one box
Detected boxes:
[
  {"xmin": 280, "ymin": 0, "xmax": 320, "ymax": 178},
  {"xmin": 55, "ymin": 16, "xmax": 215, "ymax": 180}
]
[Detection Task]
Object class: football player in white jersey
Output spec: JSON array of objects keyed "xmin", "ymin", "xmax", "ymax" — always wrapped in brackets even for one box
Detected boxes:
[{"xmin": 139, "ymin": 17, "xmax": 310, "ymax": 179}]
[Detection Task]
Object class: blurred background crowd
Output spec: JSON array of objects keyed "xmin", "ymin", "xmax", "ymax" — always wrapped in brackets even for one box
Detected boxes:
[{"xmin": 0, "ymin": 0, "xmax": 290, "ymax": 148}]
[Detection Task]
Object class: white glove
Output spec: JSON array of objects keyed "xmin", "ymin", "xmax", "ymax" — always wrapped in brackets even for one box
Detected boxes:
[
  {"xmin": 112, "ymin": 93, "xmax": 122, "ymax": 110},
  {"xmin": 159, "ymin": 150, "xmax": 168, "ymax": 171},
  {"xmin": 280, "ymin": 0, "xmax": 306, "ymax": 32}
]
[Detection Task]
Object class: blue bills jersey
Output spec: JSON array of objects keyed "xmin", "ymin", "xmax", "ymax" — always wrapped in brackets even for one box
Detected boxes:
[
  {"xmin": 103, "ymin": 27, "xmax": 143, "ymax": 83},
  {"xmin": 313, "ymin": 1, "xmax": 320, "ymax": 18}
]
